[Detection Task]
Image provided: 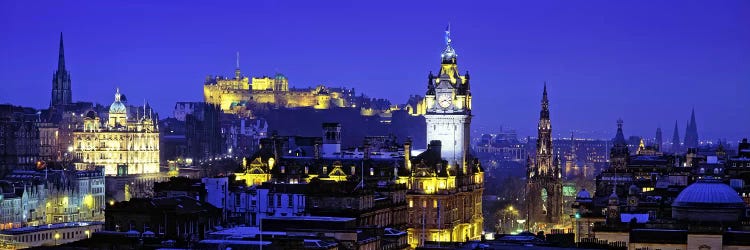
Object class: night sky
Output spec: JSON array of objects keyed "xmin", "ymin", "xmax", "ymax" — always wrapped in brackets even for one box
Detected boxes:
[{"xmin": 1, "ymin": 1, "xmax": 748, "ymax": 142}]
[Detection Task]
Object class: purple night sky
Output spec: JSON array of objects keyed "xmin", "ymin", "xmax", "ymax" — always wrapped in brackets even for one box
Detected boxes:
[{"xmin": 1, "ymin": 1, "xmax": 748, "ymax": 142}]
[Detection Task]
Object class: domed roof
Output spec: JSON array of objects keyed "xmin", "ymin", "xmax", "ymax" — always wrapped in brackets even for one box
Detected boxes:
[
  {"xmin": 109, "ymin": 88, "xmax": 127, "ymax": 114},
  {"xmin": 629, "ymin": 184, "xmax": 640, "ymax": 195},
  {"xmin": 440, "ymin": 25, "xmax": 457, "ymax": 63},
  {"xmin": 576, "ymin": 189, "xmax": 591, "ymax": 199},
  {"xmin": 84, "ymin": 110, "xmax": 98, "ymax": 119},
  {"xmin": 673, "ymin": 179, "xmax": 744, "ymax": 208},
  {"xmin": 274, "ymin": 73, "xmax": 286, "ymax": 80}
]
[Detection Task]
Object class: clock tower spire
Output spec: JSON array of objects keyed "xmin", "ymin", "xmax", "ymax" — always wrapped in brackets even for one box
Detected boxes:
[{"xmin": 425, "ymin": 25, "xmax": 472, "ymax": 170}]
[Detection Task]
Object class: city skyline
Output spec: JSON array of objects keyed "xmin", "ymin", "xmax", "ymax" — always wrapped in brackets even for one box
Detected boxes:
[{"xmin": 1, "ymin": 1, "xmax": 748, "ymax": 141}]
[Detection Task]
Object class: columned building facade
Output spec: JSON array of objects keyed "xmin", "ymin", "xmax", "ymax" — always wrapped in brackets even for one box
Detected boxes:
[{"xmin": 71, "ymin": 89, "xmax": 160, "ymax": 176}]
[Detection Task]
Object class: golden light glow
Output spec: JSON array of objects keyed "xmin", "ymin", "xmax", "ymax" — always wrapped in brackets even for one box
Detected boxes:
[
  {"xmin": 83, "ymin": 194, "xmax": 94, "ymax": 208},
  {"xmin": 72, "ymin": 90, "xmax": 160, "ymax": 175}
]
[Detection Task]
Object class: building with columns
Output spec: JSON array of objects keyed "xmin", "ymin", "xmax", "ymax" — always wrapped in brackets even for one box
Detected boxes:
[{"xmin": 71, "ymin": 89, "xmax": 160, "ymax": 176}]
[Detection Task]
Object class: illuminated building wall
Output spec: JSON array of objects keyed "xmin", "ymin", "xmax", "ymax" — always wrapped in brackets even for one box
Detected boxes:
[
  {"xmin": 405, "ymin": 27, "xmax": 484, "ymax": 247},
  {"xmin": 72, "ymin": 89, "xmax": 160, "ymax": 176},
  {"xmin": 45, "ymin": 169, "xmax": 106, "ymax": 223},
  {"xmin": 203, "ymin": 66, "xmax": 424, "ymax": 116},
  {"xmin": 38, "ymin": 122, "xmax": 60, "ymax": 162},
  {"xmin": 1, "ymin": 168, "xmax": 105, "ymax": 229},
  {"xmin": 404, "ymin": 161, "xmax": 484, "ymax": 247},
  {"xmin": 0, "ymin": 182, "xmax": 46, "ymax": 229},
  {"xmin": 203, "ymin": 67, "xmax": 251, "ymax": 114}
]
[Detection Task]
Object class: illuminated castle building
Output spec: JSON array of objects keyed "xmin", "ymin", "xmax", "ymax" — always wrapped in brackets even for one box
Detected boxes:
[
  {"xmin": 202, "ymin": 56, "xmax": 252, "ymax": 115},
  {"xmin": 405, "ymin": 26, "xmax": 483, "ymax": 247},
  {"xmin": 203, "ymin": 55, "xmax": 424, "ymax": 117},
  {"xmin": 526, "ymin": 83, "xmax": 563, "ymax": 229},
  {"xmin": 71, "ymin": 88, "xmax": 160, "ymax": 176}
]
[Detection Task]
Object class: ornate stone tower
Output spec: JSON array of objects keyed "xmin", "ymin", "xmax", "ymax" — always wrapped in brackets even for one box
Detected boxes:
[
  {"xmin": 526, "ymin": 83, "xmax": 563, "ymax": 228},
  {"xmin": 51, "ymin": 32, "xmax": 73, "ymax": 109},
  {"xmin": 424, "ymin": 24, "xmax": 472, "ymax": 172},
  {"xmin": 610, "ymin": 119, "xmax": 630, "ymax": 171},
  {"xmin": 404, "ymin": 26, "xmax": 483, "ymax": 247}
]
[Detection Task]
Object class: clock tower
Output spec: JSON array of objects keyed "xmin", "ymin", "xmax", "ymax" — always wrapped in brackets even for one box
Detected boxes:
[{"xmin": 424, "ymin": 25, "xmax": 472, "ymax": 172}]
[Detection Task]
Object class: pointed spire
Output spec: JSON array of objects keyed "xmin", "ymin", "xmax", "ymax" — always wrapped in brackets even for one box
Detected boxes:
[
  {"xmin": 114, "ymin": 87, "xmax": 121, "ymax": 102},
  {"xmin": 685, "ymin": 108, "xmax": 699, "ymax": 148},
  {"xmin": 58, "ymin": 32, "xmax": 66, "ymax": 71},
  {"xmin": 672, "ymin": 120, "xmax": 681, "ymax": 153},
  {"xmin": 234, "ymin": 52, "xmax": 241, "ymax": 79},
  {"xmin": 540, "ymin": 82, "xmax": 550, "ymax": 119},
  {"xmin": 51, "ymin": 32, "xmax": 73, "ymax": 108},
  {"xmin": 445, "ymin": 23, "xmax": 452, "ymax": 46},
  {"xmin": 684, "ymin": 120, "xmax": 690, "ymax": 147}
]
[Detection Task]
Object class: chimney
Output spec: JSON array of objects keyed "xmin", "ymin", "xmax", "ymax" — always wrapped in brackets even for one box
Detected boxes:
[
  {"xmin": 429, "ymin": 140, "xmax": 442, "ymax": 160},
  {"xmin": 314, "ymin": 137, "xmax": 322, "ymax": 160},
  {"xmin": 404, "ymin": 137, "xmax": 412, "ymax": 171},
  {"xmin": 363, "ymin": 139, "xmax": 371, "ymax": 160}
]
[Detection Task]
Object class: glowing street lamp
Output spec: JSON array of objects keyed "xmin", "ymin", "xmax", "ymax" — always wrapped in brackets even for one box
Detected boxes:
[
  {"xmin": 516, "ymin": 219, "xmax": 526, "ymax": 233},
  {"xmin": 54, "ymin": 232, "xmax": 61, "ymax": 245}
]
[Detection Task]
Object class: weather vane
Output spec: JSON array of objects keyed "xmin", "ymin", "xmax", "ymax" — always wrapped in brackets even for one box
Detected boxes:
[{"xmin": 445, "ymin": 23, "xmax": 452, "ymax": 45}]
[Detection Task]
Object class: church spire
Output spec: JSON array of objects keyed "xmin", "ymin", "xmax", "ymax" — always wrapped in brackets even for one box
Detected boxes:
[
  {"xmin": 58, "ymin": 32, "xmax": 66, "ymax": 72},
  {"xmin": 672, "ymin": 120, "xmax": 681, "ymax": 153},
  {"xmin": 685, "ymin": 108, "xmax": 699, "ymax": 149},
  {"xmin": 51, "ymin": 32, "xmax": 72, "ymax": 108}
]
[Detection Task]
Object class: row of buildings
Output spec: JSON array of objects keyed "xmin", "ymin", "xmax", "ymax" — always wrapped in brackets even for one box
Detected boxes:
[
  {"xmin": 82, "ymin": 27, "xmax": 484, "ymax": 249},
  {"xmin": 510, "ymin": 77, "xmax": 750, "ymax": 250},
  {"xmin": 514, "ymin": 84, "xmax": 750, "ymax": 249}
]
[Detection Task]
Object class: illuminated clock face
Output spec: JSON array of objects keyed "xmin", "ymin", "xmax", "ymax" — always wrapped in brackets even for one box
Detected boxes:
[{"xmin": 438, "ymin": 93, "xmax": 451, "ymax": 108}]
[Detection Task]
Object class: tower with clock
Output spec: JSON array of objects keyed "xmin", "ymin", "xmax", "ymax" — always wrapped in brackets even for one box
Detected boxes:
[{"xmin": 424, "ymin": 25, "xmax": 472, "ymax": 172}]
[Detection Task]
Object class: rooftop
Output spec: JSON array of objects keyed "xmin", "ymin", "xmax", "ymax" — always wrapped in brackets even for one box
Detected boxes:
[
  {"xmin": 0, "ymin": 222, "xmax": 103, "ymax": 235},
  {"xmin": 673, "ymin": 179, "xmax": 745, "ymax": 208}
]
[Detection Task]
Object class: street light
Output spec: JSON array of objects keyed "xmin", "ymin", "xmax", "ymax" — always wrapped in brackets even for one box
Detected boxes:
[
  {"xmin": 54, "ymin": 232, "xmax": 61, "ymax": 245},
  {"xmin": 516, "ymin": 219, "xmax": 526, "ymax": 234}
]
